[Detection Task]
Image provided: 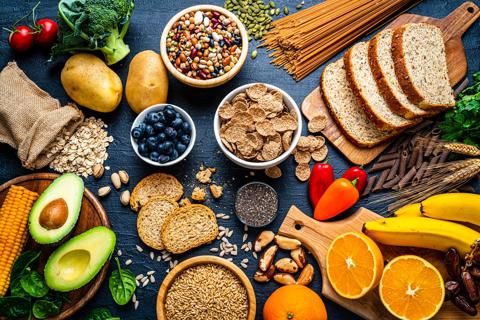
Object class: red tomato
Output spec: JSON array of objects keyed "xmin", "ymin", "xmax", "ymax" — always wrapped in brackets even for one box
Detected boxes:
[
  {"xmin": 34, "ymin": 18, "xmax": 58, "ymax": 47},
  {"xmin": 8, "ymin": 25, "xmax": 34, "ymax": 53}
]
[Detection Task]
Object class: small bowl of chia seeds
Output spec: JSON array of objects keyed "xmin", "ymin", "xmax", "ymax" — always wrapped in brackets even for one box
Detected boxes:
[{"xmin": 234, "ymin": 181, "xmax": 279, "ymax": 227}]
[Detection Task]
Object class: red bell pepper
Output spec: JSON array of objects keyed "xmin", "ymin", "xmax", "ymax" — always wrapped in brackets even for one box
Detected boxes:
[
  {"xmin": 314, "ymin": 178, "xmax": 359, "ymax": 221},
  {"xmin": 309, "ymin": 163, "xmax": 334, "ymax": 207},
  {"xmin": 342, "ymin": 166, "xmax": 368, "ymax": 193}
]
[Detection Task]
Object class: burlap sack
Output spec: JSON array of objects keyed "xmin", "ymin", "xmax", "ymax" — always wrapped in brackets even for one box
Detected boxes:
[{"xmin": 0, "ymin": 62, "xmax": 84, "ymax": 170}]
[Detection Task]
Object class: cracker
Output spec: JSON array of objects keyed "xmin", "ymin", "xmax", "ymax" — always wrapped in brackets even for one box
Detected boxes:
[
  {"xmin": 265, "ymin": 166, "xmax": 282, "ymax": 179},
  {"xmin": 246, "ymin": 83, "xmax": 268, "ymax": 101},
  {"xmin": 282, "ymin": 131, "xmax": 293, "ymax": 151},
  {"xmin": 295, "ymin": 163, "xmax": 311, "ymax": 182},
  {"xmin": 294, "ymin": 149, "xmax": 311, "ymax": 164},
  {"xmin": 262, "ymin": 141, "xmax": 282, "ymax": 161},
  {"xmin": 219, "ymin": 102, "xmax": 236, "ymax": 120},
  {"xmin": 308, "ymin": 114, "xmax": 327, "ymax": 133},
  {"xmin": 311, "ymin": 145, "xmax": 328, "ymax": 162},
  {"xmin": 256, "ymin": 120, "xmax": 276, "ymax": 137}
]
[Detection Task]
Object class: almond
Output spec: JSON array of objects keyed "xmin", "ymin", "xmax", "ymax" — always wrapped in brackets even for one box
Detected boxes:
[
  {"xmin": 273, "ymin": 273, "xmax": 296, "ymax": 285},
  {"xmin": 291, "ymin": 247, "xmax": 307, "ymax": 268},
  {"xmin": 275, "ymin": 258, "xmax": 299, "ymax": 273},
  {"xmin": 275, "ymin": 235, "xmax": 302, "ymax": 250},
  {"xmin": 254, "ymin": 230, "xmax": 275, "ymax": 252},
  {"xmin": 111, "ymin": 172, "xmax": 121, "ymax": 189},
  {"xmin": 119, "ymin": 170, "xmax": 130, "ymax": 184},
  {"xmin": 296, "ymin": 264, "xmax": 314, "ymax": 286},
  {"xmin": 253, "ymin": 265, "xmax": 275, "ymax": 283},
  {"xmin": 258, "ymin": 245, "xmax": 278, "ymax": 272}
]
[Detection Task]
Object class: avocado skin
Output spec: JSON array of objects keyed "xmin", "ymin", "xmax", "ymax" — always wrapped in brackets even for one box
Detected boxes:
[
  {"xmin": 44, "ymin": 226, "xmax": 116, "ymax": 292},
  {"xmin": 29, "ymin": 173, "xmax": 84, "ymax": 244}
]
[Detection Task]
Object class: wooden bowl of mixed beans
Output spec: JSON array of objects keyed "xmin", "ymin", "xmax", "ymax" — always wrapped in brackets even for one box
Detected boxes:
[{"xmin": 160, "ymin": 5, "xmax": 249, "ymax": 88}]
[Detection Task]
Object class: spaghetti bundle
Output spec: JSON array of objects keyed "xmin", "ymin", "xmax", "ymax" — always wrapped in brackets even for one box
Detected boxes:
[{"xmin": 262, "ymin": 0, "xmax": 422, "ymax": 80}]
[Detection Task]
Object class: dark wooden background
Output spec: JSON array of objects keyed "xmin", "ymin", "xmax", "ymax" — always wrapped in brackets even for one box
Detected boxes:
[{"xmin": 1, "ymin": 0, "xmax": 479, "ymax": 319}]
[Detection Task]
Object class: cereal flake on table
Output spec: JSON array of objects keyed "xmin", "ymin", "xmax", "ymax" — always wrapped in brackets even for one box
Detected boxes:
[
  {"xmin": 191, "ymin": 186, "xmax": 207, "ymax": 202},
  {"xmin": 166, "ymin": 9, "xmax": 242, "ymax": 80}
]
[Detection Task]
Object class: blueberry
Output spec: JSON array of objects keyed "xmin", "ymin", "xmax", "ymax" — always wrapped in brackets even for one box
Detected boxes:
[
  {"xmin": 131, "ymin": 127, "xmax": 143, "ymax": 140},
  {"xmin": 180, "ymin": 134, "xmax": 191, "ymax": 145},
  {"xmin": 153, "ymin": 122, "xmax": 165, "ymax": 132},
  {"xmin": 164, "ymin": 109, "xmax": 176, "ymax": 122},
  {"xmin": 165, "ymin": 127, "xmax": 177, "ymax": 139},
  {"xmin": 181, "ymin": 121, "xmax": 190, "ymax": 133},
  {"xmin": 170, "ymin": 149, "xmax": 179, "ymax": 160},
  {"xmin": 146, "ymin": 112, "xmax": 160, "ymax": 124},
  {"xmin": 149, "ymin": 151, "xmax": 160, "ymax": 162},
  {"xmin": 146, "ymin": 136, "xmax": 157, "ymax": 150},
  {"xmin": 159, "ymin": 155, "xmax": 170, "ymax": 163},
  {"xmin": 171, "ymin": 118, "xmax": 183, "ymax": 129},
  {"xmin": 138, "ymin": 122, "xmax": 147, "ymax": 131},
  {"xmin": 145, "ymin": 125, "xmax": 155, "ymax": 136},
  {"xmin": 138, "ymin": 143, "xmax": 148, "ymax": 156},
  {"xmin": 157, "ymin": 132, "xmax": 166, "ymax": 143},
  {"xmin": 157, "ymin": 142, "xmax": 166, "ymax": 154},
  {"xmin": 176, "ymin": 142, "xmax": 187, "ymax": 154},
  {"xmin": 164, "ymin": 105, "xmax": 174, "ymax": 111},
  {"xmin": 164, "ymin": 141, "xmax": 174, "ymax": 155}
]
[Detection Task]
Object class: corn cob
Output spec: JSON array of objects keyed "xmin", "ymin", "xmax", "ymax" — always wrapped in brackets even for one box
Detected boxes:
[{"xmin": 0, "ymin": 185, "xmax": 38, "ymax": 297}]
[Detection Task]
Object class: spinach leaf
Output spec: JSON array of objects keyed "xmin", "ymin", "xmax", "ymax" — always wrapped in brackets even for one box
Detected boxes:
[
  {"xmin": 108, "ymin": 257, "xmax": 136, "ymax": 306},
  {"xmin": 20, "ymin": 271, "xmax": 49, "ymax": 298},
  {"xmin": 0, "ymin": 296, "xmax": 31, "ymax": 318},
  {"xmin": 10, "ymin": 251, "xmax": 41, "ymax": 282},
  {"xmin": 32, "ymin": 300, "xmax": 61, "ymax": 319},
  {"xmin": 9, "ymin": 277, "xmax": 29, "ymax": 298},
  {"xmin": 85, "ymin": 307, "xmax": 120, "ymax": 320}
]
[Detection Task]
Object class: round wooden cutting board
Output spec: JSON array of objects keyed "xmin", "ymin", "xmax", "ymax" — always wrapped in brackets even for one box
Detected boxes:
[{"xmin": 0, "ymin": 173, "xmax": 111, "ymax": 320}]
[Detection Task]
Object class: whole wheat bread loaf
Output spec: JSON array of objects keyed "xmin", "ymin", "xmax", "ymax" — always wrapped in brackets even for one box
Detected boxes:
[
  {"xmin": 369, "ymin": 29, "xmax": 432, "ymax": 119},
  {"xmin": 320, "ymin": 60, "xmax": 395, "ymax": 148},
  {"xmin": 345, "ymin": 42, "xmax": 417, "ymax": 131},
  {"xmin": 392, "ymin": 23, "xmax": 455, "ymax": 110}
]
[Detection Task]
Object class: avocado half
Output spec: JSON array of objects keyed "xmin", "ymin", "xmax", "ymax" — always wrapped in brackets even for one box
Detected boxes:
[
  {"xmin": 44, "ymin": 226, "xmax": 116, "ymax": 292},
  {"xmin": 29, "ymin": 173, "xmax": 84, "ymax": 244}
]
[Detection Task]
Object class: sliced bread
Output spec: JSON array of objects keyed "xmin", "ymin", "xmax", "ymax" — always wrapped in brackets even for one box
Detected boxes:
[
  {"xmin": 161, "ymin": 204, "xmax": 218, "ymax": 254},
  {"xmin": 320, "ymin": 60, "xmax": 395, "ymax": 148},
  {"xmin": 130, "ymin": 173, "xmax": 184, "ymax": 211},
  {"xmin": 392, "ymin": 23, "xmax": 455, "ymax": 110},
  {"xmin": 137, "ymin": 196, "xmax": 178, "ymax": 250},
  {"xmin": 369, "ymin": 29, "xmax": 432, "ymax": 119},
  {"xmin": 345, "ymin": 42, "xmax": 417, "ymax": 131}
]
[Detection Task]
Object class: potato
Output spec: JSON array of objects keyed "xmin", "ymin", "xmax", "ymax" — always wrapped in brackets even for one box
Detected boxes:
[
  {"xmin": 126, "ymin": 50, "xmax": 168, "ymax": 113},
  {"xmin": 61, "ymin": 53, "xmax": 122, "ymax": 113}
]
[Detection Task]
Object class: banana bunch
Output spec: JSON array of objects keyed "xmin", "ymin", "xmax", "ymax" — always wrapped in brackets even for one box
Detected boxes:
[{"xmin": 363, "ymin": 193, "xmax": 480, "ymax": 257}]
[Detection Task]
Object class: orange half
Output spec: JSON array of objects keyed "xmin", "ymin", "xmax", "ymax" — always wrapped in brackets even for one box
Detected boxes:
[
  {"xmin": 379, "ymin": 255, "xmax": 445, "ymax": 320},
  {"xmin": 326, "ymin": 232, "xmax": 384, "ymax": 299}
]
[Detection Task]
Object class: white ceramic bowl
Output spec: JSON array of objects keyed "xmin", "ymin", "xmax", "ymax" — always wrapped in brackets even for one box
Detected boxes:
[
  {"xmin": 130, "ymin": 104, "xmax": 196, "ymax": 166},
  {"xmin": 214, "ymin": 83, "xmax": 302, "ymax": 170}
]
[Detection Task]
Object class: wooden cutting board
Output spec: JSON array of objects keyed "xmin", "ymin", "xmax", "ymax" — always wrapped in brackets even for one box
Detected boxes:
[
  {"xmin": 0, "ymin": 173, "xmax": 111, "ymax": 320},
  {"xmin": 301, "ymin": 1, "xmax": 480, "ymax": 165},
  {"xmin": 278, "ymin": 206, "xmax": 477, "ymax": 319}
]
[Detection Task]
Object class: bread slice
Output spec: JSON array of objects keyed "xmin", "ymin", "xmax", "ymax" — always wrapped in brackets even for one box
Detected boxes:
[
  {"xmin": 345, "ymin": 42, "xmax": 417, "ymax": 131},
  {"xmin": 130, "ymin": 173, "xmax": 183, "ymax": 211},
  {"xmin": 137, "ymin": 196, "xmax": 178, "ymax": 250},
  {"xmin": 369, "ymin": 29, "xmax": 432, "ymax": 119},
  {"xmin": 392, "ymin": 23, "xmax": 455, "ymax": 110},
  {"xmin": 161, "ymin": 204, "xmax": 218, "ymax": 254},
  {"xmin": 320, "ymin": 60, "xmax": 395, "ymax": 148}
]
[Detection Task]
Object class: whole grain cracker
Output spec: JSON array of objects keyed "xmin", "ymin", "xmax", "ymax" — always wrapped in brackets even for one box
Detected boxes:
[
  {"xmin": 294, "ymin": 150, "xmax": 311, "ymax": 164},
  {"xmin": 265, "ymin": 166, "xmax": 282, "ymax": 179},
  {"xmin": 312, "ymin": 145, "xmax": 328, "ymax": 162},
  {"xmin": 295, "ymin": 163, "xmax": 311, "ymax": 182},
  {"xmin": 246, "ymin": 83, "xmax": 268, "ymax": 101},
  {"xmin": 308, "ymin": 114, "xmax": 327, "ymax": 133}
]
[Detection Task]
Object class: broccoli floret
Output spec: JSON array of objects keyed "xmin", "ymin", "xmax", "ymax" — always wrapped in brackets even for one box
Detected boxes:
[{"xmin": 53, "ymin": 0, "xmax": 134, "ymax": 65}]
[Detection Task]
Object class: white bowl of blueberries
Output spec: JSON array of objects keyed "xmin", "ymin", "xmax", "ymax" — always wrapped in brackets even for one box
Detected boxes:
[{"xmin": 130, "ymin": 104, "xmax": 196, "ymax": 166}]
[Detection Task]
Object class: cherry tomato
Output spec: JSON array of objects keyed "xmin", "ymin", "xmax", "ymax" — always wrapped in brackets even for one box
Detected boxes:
[
  {"xmin": 8, "ymin": 25, "xmax": 34, "ymax": 53},
  {"xmin": 34, "ymin": 18, "xmax": 58, "ymax": 47}
]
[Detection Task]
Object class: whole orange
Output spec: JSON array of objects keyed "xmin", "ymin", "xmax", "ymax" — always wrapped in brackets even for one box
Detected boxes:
[{"xmin": 263, "ymin": 285, "xmax": 328, "ymax": 320}]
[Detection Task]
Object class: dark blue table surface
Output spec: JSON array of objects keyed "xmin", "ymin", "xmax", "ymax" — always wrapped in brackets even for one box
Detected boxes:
[{"xmin": 1, "ymin": 1, "xmax": 479, "ymax": 319}]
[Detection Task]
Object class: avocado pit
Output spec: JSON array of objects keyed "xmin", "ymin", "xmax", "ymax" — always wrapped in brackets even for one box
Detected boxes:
[{"xmin": 39, "ymin": 198, "xmax": 68, "ymax": 230}]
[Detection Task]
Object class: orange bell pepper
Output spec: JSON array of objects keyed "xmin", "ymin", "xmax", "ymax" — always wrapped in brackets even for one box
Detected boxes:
[{"xmin": 314, "ymin": 178, "xmax": 359, "ymax": 221}]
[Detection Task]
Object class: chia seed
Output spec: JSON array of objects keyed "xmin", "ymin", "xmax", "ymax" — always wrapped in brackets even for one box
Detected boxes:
[{"xmin": 234, "ymin": 182, "xmax": 278, "ymax": 227}]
